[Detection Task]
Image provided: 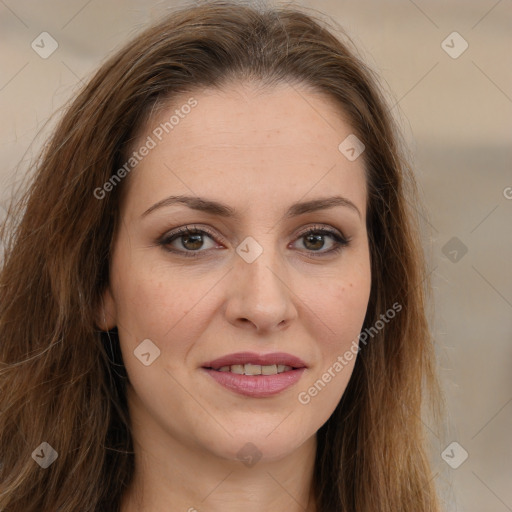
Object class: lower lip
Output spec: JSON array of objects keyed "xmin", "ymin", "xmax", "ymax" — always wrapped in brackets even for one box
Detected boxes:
[{"xmin": 202, "ymin": 368, "xmax": 306, "ymax": 397}]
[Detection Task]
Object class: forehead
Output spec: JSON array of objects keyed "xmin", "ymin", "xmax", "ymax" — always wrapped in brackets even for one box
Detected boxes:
[
  {"xmin": 122, "ymin": 81, "xmax": 367, "ymax": 219},
  {"xmin": 167, "ymin": 81, "xmax": 352, "ymax": 145}
]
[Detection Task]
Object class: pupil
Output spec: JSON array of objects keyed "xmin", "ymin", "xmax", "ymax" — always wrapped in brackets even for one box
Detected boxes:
[
  {"xmin": 183, "ymin": 233, "xmax": 203, "ymax": 250},
  {"xmin": 305, "ymin": 234, "xmax": 324, "ymax": 250}
]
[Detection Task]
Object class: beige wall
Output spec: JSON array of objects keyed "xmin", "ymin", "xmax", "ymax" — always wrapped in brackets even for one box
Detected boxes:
[{"xmin": 1, "ymin": 1, "xmax": 511, "ymax": 510}]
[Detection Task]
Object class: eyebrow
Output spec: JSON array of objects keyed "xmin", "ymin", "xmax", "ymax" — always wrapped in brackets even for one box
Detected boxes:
[{"xmin": 141, "ymin": 194, "xmax": 361, "ymax": 220}]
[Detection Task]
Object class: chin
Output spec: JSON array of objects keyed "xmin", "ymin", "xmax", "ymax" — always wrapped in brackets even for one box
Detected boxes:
[{"xmin": 205, "ymin": 427, "xmax": 310, "ymax": 465}]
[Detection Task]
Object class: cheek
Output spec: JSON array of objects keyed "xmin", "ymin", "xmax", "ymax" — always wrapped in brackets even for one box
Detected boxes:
[
  {"xmin": 111, "ymin": 245, "xmax": 194, "ymax": 337},
  {"xmin": 114, "ymin": 274, "xmax": 171, "ymax": 336},
  {"xmin": 316, "ymin": 268, "xmax": 372, "ymax": 348},
  {"xmin": 110, "ymin": 251, "xmax": 223, "ymax": 378},
  {"xmin": 303, "ymin": 264, "xmax": 371, "ymax": 403},
  {"xmin": 295, "ymin": 285, "xmax": 370, "ymax": 429}
]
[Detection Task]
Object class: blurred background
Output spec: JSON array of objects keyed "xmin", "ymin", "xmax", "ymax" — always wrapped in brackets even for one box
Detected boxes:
[{"xmin": 0, "ymin": 0, "xmax": 510, "ymax": 510}]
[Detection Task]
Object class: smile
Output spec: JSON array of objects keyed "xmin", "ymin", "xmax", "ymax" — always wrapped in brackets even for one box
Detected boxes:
[
  {"xmin": 201, "ymin": 351, "xmax": 308, "ymax": 397},
  {"xmin": 210, "ymin": 363, "xmax": 294, "ymax": 375}
]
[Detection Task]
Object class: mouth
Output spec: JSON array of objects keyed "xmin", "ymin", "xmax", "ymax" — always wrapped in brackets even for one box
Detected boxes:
[
  {"xmin": 202, "ymin": 351, "xmax": 307, "ymax": 373},
  {"xmin": 205, "ymin": 363, "xmax": 296, "ymax": 375},
  {"xmin": 201, "ymin": 352, "xmax": 307, "ymax": 397}
]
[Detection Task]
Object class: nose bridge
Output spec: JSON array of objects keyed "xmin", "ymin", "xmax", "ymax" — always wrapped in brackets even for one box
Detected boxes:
[{"xmin": 226, "ymin": 233, "xmax": 296, "ymax": 331}]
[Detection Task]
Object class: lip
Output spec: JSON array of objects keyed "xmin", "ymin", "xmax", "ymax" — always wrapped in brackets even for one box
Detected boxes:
[
  {"xmin": 201, "ymin": 351, "xmax": 308, "ymax": 398},
  {"xmin": 202, "ymin": 351, "xmax": 308, "ymax": 370},
  {"xmin": 202, "ymin": 367, "xmax": 306, "ymax": 398}
]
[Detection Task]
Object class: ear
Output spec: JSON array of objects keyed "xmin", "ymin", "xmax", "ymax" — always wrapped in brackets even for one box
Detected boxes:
[{"xmin": 95, "ymin": 286, "xmax": 117, "ymax": 331}]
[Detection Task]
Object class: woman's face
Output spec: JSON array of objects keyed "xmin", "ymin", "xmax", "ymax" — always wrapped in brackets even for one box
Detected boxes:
[{"xmin": 103, "ymin": 81, "xmax": 371, "ymax": 464}]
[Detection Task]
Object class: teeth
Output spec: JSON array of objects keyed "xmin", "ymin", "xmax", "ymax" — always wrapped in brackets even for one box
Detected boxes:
[
  {"xmin": 230, "ymin": 364, "xmax": 245, "ymax": 374},
  {"xmin": 215, "ymin": 364, "xmax": 293, "ymax": 375},
  {"xmin": 244, "ymin": 363, "xmax": 262, "ymax": 375},
  {"xmin": 261, "ymin": 364, "xmax": 278, "ymax": 375}
]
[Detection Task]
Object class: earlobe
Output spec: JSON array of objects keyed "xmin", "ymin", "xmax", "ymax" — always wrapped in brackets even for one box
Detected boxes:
[{"xmin": 96, "ymin": 286, "xmax": 117, "ymax": 331}]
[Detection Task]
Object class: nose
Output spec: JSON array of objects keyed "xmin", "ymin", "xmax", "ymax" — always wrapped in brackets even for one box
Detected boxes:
[{"xmin": 224, "ymin": 244, "xmax": 298, "ymax": 334}]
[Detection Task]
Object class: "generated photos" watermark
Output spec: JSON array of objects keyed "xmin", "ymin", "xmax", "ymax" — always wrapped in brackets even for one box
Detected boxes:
[
  {"xmin": 298, "ymin": 301, "xmax": 402, "ymax": 404},
  {"xmin": 94, "ymin": 97, "xmax": 198, "ymax": 200}
]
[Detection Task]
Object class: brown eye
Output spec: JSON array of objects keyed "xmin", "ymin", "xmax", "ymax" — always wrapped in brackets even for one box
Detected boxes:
[
  {"xmin": 159, "ymin": 226, "xmax": 221, "ymax": 257},
  {"xmin": 158, "ymin": 224, "xmax": 349, "ymax": 259},
  {"xmin": 180, "ymin": 232, "xmax": 206, "ymax": 251},
  {"xmin": 293, "ymin": 227, "xmax": 349, "ymax": 257},
  {"xmin": 303, "ymin": 232, "xmax": 327, "ymax": 251}
]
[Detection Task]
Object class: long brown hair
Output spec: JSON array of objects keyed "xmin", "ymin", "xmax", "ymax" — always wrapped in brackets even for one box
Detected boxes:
[{"xmin": 0, "ymin": 1, "xmax": 444, "ymax": 510}]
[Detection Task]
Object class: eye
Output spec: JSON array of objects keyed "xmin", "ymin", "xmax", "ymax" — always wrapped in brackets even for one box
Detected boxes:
[
  {"xmin": 291, "ymin": 225, "xmax": 349, "ymax": 258},
  {"xmin": 157, "ymin": 224, "xmax": 350, "ymax": 258},
  {"xmin": 158, "ymin": 225, "xmax": 222, "ymax": 257}
]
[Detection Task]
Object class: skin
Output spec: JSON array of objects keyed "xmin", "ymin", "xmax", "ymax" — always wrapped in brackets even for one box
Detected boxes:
[{"xmin": 101, "ymin": 80, "xmax": 372, "ymax": 512}]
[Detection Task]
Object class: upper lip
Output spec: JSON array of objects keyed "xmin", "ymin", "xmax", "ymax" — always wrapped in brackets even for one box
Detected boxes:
[{"xmin": 202, "ymin": 352, "xmax": 308, "ymax": 370}]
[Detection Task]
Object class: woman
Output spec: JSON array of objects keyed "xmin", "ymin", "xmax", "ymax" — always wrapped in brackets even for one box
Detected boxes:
[{"xmin": 0, "ymin": 1, "xmax": 444, "ymax": 510}]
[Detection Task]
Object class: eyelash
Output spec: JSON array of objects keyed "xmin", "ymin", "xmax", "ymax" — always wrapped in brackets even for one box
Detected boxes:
[{"xmin": 157, "ymin": 224, "xmax": 350, "ymax": 259}]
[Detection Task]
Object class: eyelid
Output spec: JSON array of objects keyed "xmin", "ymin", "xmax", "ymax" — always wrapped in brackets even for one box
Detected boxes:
[
  {"xmin": 294, "ymin": 223, "xmax": 347, "ymax": 240},
  {"xmin": 160, "ymin": 223, "xmax": 346, "ymax": 242},
  {"xmin": 158, "ymin": 222, "xmax": 350, "ymax": 257},
  {"xmin": 159, "ymin": 224, "xmax": 227, "ymax": 246}
]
